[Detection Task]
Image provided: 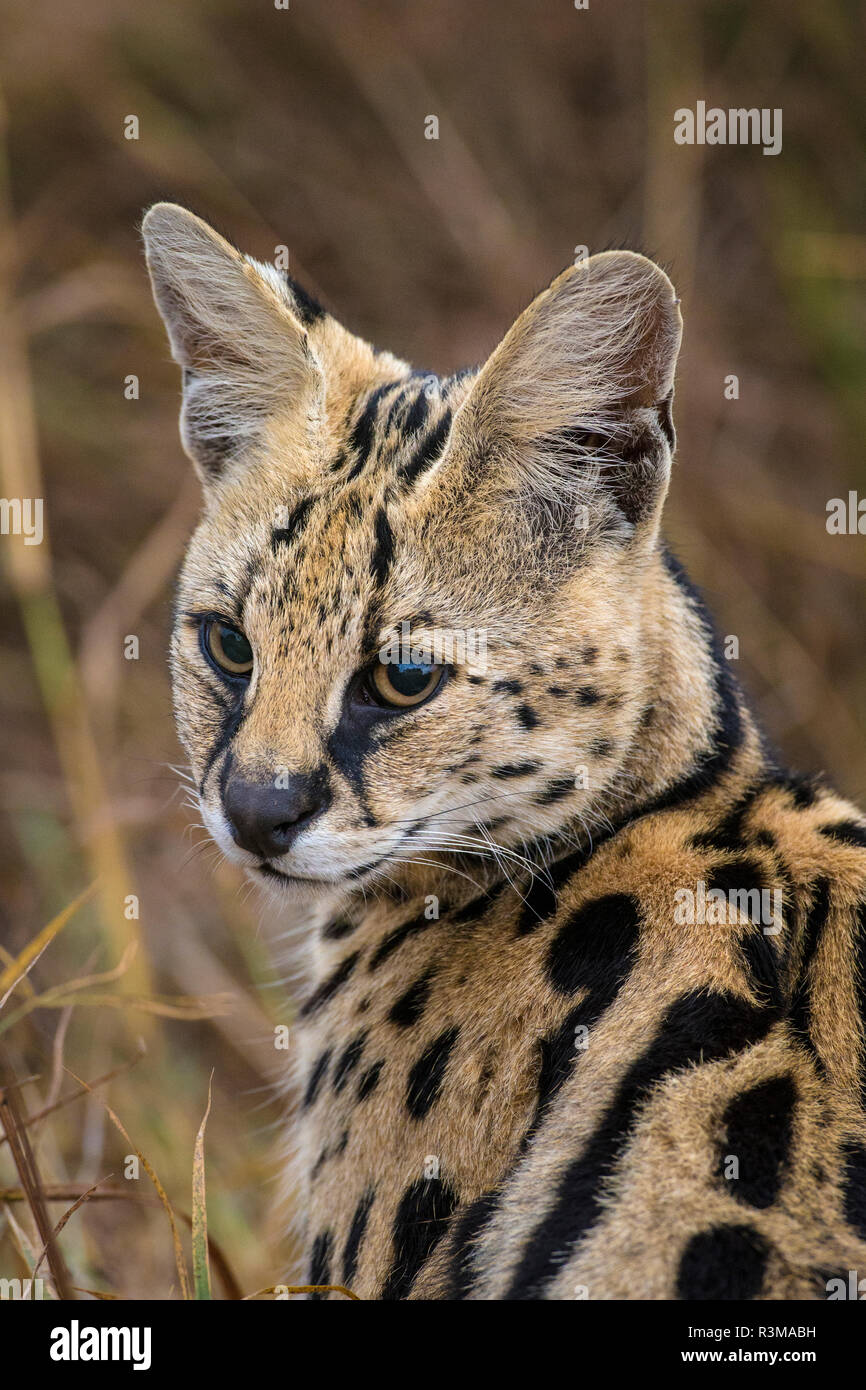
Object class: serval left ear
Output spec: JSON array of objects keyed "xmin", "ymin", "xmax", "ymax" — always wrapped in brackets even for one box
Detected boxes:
[{"xmin": 142, "ymin": 202, "xmax": 323, "ymax": 484}]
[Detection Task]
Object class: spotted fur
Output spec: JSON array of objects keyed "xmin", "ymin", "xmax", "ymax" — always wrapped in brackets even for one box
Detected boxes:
[{"xmin": 143, "ymin": 204, "xmax": 866, "ymax": 1300}]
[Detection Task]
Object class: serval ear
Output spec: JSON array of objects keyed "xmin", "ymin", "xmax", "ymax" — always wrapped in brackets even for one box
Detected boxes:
[
  {"xmin": 142, "ymin": 203, "xmax": 323, "ymax": 483},
  {"xmin": 421, "ymin": 250, "xmax": 682, "ymax": 539}
]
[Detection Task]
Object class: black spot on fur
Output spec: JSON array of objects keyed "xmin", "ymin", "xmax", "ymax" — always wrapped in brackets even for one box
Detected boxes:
[
  {"xmin": 300, "ymin": 952, "xmax": 360, "ymax": 1019},
  {"xmin": 717, "ymin": 1075, "xmax": 796, "ymax": 1209},
  {"xmin": 676, "ymin": 1225, "xmax": 769, "ymax": 1300},
  {"xmin": 521, "ymin": 1004, "xmax": 588, "ymax": 1151},
  {"xmin": 740, "ymin": 928, "xmax": 782, "ymax": 1009},
  {"xmin": 381, "ymin": 1178, "xmax": 459, "ymax": 1300},
  {"xmin": 820, "ymin": 820, "xmax": 866, "ymax": 849},
  {"xmin": 303, "ymin": 1049, "xmax": 332, "ymax": 1109},
  {"xmin": 271, "ymin": 496, "xmax": 314, "ymax": 550},
  {"xmin": 706, "ymin": 858, "xmax": 769, "ymax": 924},
  {"xmin": 388, "ymin": 970, "xmax": 435, "ymax": 1028},
  {"xmin": 516, "ymin": 703, "xmax": 540, "ymax": 729},
  {"xmin": 342, "ymin": 1187, "xmax": 376, "ymax": 1287},
  {"xmin": 322, "ymin": 915, "xmax": 358, "ymax": 941},
  {"xmin": 856, "ymin": 901, "xmax": 866, "ymax": 1106},
  {"xmin": 369, "ymin": 912, "xmax": 431, "ymax": 970},
  {"xmin": 576, "ymin": 686, "xmax": 601, "ymax": 706},
  {"xmin": 308, "ymin": 1229, "xmax": 333, "ymax": 1299},
  {"xmin": 546, "ymin": 894, "xmax": 642, "ymax": 996},
  {"xmin": 690, "ymin": 782, "xmax": 766, "ymax": 852},
  {"xmin": 515, "ymin": 872, "xmax": 558, "ymax": 936},
  {"xmin": 447, "ymin": 1191, "xmax": 500, "ymax": 1299},
  {"xmin": 493, "ymin": 679, "xmax": 523, "ymax": 694},
  {"xmin": 491, "ymin": 761, "xmax": 541, "ymax": 779},
  {"xmin": 356, "ymin": 1061, "xmax": 384, "ymax": 1102},
  {"xmin": 536, "ymin": 777, "xmax": 575, "ymax": 806},
  {"xmin": 789, "ymin": 878, "xmax": 831, "ymax": 1069},
  {"xmin": 841, "ymin": 1142, "xmax": 866, "ymax": 1241},
  {"xmin": 333, "ymin": 1033, "xmax": 367, "ymax": 1093},
  {"xmin": 515, "ymin": 838, "xmax": 621, "ymax": 937},
  {"xmin": 505, "ymin": 989, "xmax": 779, "ymax": 1298},
  {"xmin": 781, "ymin": 774, "xmax": 818, "ymax": 809},
  {"xmin": 406, "ymin": 1027, "xmax": 459, "ymax": 1119},
  {"xmin": 451, "ymin": 891, "xmax": 499, "ymax": 925},
  {"xmin": 589, "ymin": 737, "xmax": 614, "ymax": 758}
]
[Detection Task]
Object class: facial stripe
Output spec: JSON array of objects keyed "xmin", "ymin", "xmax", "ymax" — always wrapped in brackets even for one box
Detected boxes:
[
  {"xmin": 342, "ymin": 383, "xmax": 401, "ymax": 481},
  {"xmin": 369, "ymin": 506, "xmax": 395, "ymax": 588},
  {"xmin": 272, "ymin": 496, "xmax": 315, "ymax": 550},
  {"xmin": 402, "ymin": 383, "xmax": 432, "ymax": 434},
  {"xmin": 400, "ymin": 408, "xmax": 452, "ymax": 486},
  {"xmin": 198, "ymin": 702, "xmax": 246, "ymax": 795}
]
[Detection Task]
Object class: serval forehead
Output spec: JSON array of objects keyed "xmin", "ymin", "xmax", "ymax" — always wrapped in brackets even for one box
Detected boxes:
[
  {"xmin": 325, "ymin": 364, "xmax": 476, "ymax": 486},
  {"xmin": 189, "ymin": 365, "xmax": 480, "ymax": 624}
]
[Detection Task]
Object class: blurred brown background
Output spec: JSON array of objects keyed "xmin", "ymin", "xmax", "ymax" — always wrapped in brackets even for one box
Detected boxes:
[{"xmin": 0, "ymin": 0, "xmax": 864, "ymax": 1298}]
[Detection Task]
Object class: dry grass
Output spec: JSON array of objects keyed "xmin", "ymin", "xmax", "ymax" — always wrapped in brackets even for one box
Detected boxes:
[{"xmin": 0, "ymin": 0, "xmax": 864, "ymax": 1297}]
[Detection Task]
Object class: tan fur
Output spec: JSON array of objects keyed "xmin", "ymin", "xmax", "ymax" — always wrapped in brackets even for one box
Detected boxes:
[{"xmin": 143, "ymin": 203, "xmax": 866, "ymax": 1300}]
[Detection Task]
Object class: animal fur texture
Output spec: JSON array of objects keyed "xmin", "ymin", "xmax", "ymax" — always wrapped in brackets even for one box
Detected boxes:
[{"xmin": 143, "ymin": 203, "xmax": 866, "ymax": 1300}]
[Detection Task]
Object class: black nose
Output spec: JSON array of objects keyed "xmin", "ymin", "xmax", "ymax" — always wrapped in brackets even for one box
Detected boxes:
[{"xmin": 223, "ymin": 771, "xmax": 329, "ymax": 859}]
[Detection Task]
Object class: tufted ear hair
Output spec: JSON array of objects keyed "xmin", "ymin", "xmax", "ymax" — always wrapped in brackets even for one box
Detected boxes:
[
  {"xmin": 142, "ymin": 203, "xmax": 322, "ymax": 483},
  {"xmin": 429, "ymin": 250, "xmax": 683, "ymax": 536}
]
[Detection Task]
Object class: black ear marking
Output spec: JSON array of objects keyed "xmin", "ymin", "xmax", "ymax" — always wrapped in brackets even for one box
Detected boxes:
[
  {"xmin": 605, "ymin": 421, "xmax": 671, "ymax": 527},
  {"xmin": 282, "ymin": 273, "xmax": 325, "ymax": 327},
  {"xmin": 657, "ymin": 389, "xmax": 676, "ymax": 449}
]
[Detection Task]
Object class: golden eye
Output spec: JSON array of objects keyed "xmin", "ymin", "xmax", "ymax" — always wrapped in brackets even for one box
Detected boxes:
[
  {"xmin": 203, "ymin": 620, "xmax": 254, "ymax": 677},
  {"xmin": 370, "ymin": 660, "xmax": 443, "ymax": 708}
]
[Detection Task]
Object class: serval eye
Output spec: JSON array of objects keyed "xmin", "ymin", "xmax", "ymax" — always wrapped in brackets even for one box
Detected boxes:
[
  {"xmin": 370, "ymin": 660, "xmax": 443, "ymax": 709},
  {"xmin": 203, "ymin": 620, "xmax": 254, "ymax": 677}
]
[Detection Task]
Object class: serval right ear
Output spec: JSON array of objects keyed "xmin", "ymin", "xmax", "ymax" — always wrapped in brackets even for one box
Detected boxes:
[
  {"xmin": 417, "ymin": 250, "xmax": 682, "ymax": 540},
  {"xmin": 142, "ymin": 202, "xmax": 322, "ymax": 483}
]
